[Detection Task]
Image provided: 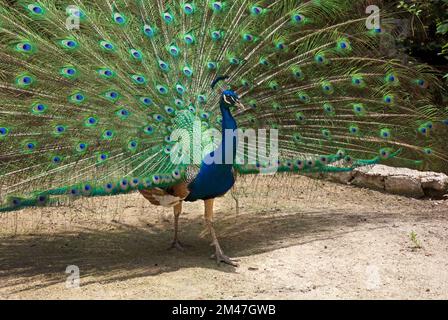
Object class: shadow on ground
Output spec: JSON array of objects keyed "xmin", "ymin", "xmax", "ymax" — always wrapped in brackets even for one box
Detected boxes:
[{"xmin": 0, "ymin": 208, "xmax": 403, "ymax": 294}]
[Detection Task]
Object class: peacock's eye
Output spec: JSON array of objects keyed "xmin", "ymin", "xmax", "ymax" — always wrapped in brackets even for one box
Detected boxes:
[
  {"xmin": 293, "ymin": 14, "xmax": 303, "ymax": 22},
  {"xmin": 113, "ymin": 13, "xmax": 126, "ymax": 25},
  {"xmin": 130, "ymin": 49, "xmax": 142, "ymax": 60},
  {"xmin": 211, "ymin": 1, "xmax": 223, "ymax": 12},
  {"xmin": 100, "ymin": 41, "xmax": 114, "ymax": 51},
  {"xmin": 183, "ymin": 66, "xmax": 193, "ymax": 77},
  {"xmin": 17, "ymin": 42, "xmax": 33, "ymax": 53},
  {"xmin": 163, "ymin": 12, "xmax": 174, "ymax": 23},
  {"xmin": 28, "ymin": 4, "xmax": 45, "ymax": 15},
  {"xmin": 183, "ymin": 3, "xmax": 195, "ymax": 14},
  {"xmin": 184, "ymin": 35, "xmax": 194, "ymax": 44},
  {"xmin": 251, "ymin": 6, "xmax": 262, "ymax": 15},
  {"xmin": 143, "ymin": 25, "xmax": 156, "ymax": 37},
  {"xmin": 243, "ymin": 34, "xmax": 254, "ymax": 42},
  {"xmin": 169, "ymin": 45, "xmax": 180, "ymax": 56}
]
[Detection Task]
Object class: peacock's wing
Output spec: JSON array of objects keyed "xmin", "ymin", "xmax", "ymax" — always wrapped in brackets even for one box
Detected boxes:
[{"xmin": 0, "ymin": 0, "xmax": 447, "ymax": 212}]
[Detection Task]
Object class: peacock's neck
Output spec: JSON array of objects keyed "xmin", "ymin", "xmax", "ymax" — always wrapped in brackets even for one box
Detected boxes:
[
  {"xmin": 220, "ymin": 104, "xmax": 237, "ymax": 131},
  {"xmin": 218, "ymin": 102, "xmax": 238, "ymax": 164}
]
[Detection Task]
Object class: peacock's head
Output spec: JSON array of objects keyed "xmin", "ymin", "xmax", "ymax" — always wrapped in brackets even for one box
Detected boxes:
[
  {"xmin": 211, "ymin": 75, "xmax": 243, "ymax": 110},
  {"xmin": 221, "ymin": 90, "xmax": 243, "ymax": 109}
]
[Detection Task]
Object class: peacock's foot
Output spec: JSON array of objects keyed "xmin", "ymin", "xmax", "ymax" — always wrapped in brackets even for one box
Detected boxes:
[
  {"xmin": 169, "ymin": 239, "xmax": 187, "ymax": 251},
  {"xmin": 211, "ymin": 250, "xmax": 239, "ymax": 267}
]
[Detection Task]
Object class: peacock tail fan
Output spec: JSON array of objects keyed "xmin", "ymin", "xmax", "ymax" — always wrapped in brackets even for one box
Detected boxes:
[{"xmin": 0, "ymin": 0, "xmax": 447, "ymax": 211}]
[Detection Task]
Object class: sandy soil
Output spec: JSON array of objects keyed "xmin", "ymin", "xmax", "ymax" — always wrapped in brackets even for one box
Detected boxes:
[{"xmin": 0, "ymin": 175, "xmax": 447, "ymax": 300}]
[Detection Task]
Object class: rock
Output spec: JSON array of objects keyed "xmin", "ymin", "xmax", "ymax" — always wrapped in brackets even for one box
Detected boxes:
[
  {"xmin": 351, "ymin": 169, "xmax": 385, "ymax": 190},
  {"xmin": 385, "ymin": 175, "xmax": 425, "ymax": 198},
  {"xmin": 321, "ymin": 164, "xmax": 448, "ymax": 198},
  {"xmin": 421, "ymin": 172, "xmax": 448, "ymax": 192},
  {"xmin": 355, "ymin": 165, "xmax": 421, "ymax": 178},
  {"xmin": 326, "ymin": 171, "xmax": 354, "ymax": 184}
]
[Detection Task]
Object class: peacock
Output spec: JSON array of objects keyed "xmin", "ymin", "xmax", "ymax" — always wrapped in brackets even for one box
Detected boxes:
[{"xmin": 1, "ymin": 0, "xmax": 447, "ymax": 266}]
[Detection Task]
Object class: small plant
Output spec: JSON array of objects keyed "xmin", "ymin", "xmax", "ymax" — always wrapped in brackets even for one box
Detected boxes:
[{"xmin": 409, "ymin": 231, "xmax": 422, "ymax": 249}]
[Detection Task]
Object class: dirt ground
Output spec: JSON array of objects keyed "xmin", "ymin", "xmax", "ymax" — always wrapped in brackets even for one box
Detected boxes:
[{"xmin": 0, "ymin": 175, "xmax": 447, "ymax": 300}]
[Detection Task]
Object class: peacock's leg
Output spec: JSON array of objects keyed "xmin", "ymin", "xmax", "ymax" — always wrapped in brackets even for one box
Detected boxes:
[
  {"xmin": 204, "ymin": 199, "xmax": 239, "ymax": 267},
  {"xmin": 170, "ymin": 201, "xmax": 185, "ymax": 251}
]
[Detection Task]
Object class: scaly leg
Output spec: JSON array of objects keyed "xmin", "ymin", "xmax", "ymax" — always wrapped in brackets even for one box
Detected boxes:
[
  {"xmin": 169, "ymin": 201, "xmax": 185, "ymax": 251},
  {"xmin": 204, "ymin": 199, "xmax": 239, "ymax": 267}
]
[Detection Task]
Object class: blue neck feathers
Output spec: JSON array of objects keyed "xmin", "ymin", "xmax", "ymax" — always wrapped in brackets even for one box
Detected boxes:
[{"xmin": 217, "ymin": 101, "xmax": 238, "ymax": 164}]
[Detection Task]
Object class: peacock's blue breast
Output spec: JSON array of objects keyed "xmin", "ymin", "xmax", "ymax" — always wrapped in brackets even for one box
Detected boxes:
[{"xmin": 185, "ymin": 163, "xmax": 235, "ymax": 202}]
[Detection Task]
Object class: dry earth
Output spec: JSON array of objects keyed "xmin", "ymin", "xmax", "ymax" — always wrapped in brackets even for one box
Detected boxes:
[{"xmin": 0, "ymin": 175, "xmax": 447, "ymax": 299}]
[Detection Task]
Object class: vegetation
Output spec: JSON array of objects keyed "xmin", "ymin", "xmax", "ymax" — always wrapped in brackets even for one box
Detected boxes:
[
  {"xmin": 409, "ymin": 231, "xmax": 422, "ymax": 249},
  {"xmin": 394, "ymin": 0, "xmax": 448, "ymax": 83}
]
